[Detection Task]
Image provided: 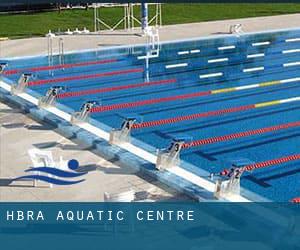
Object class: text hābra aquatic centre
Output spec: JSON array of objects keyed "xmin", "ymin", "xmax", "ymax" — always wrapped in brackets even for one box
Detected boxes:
[{"xmin": 5, "ymin": 209, "xmax": 195, "ymax": 222}]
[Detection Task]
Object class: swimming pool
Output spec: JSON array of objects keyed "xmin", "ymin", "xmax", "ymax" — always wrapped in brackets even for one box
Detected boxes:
[{"xmin": 1, "ymin": 28, "xmax": 300, "ymax": 202}]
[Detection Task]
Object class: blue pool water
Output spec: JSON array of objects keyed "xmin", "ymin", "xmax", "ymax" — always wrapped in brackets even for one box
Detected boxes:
[{"xmin": 2, "ymin": 28, "xmax": 300, "ymax": 201}]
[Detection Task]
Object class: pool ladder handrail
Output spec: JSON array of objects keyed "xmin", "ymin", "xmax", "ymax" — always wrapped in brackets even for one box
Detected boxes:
[
  {"xmin": 47, "ymin": 33, "xmax": 65, "ymax": 75},
  {"xmin": 143, "ymin": 26, "xmax": 160, "ymax": 82},
  {"xmin": 58, "ymin": 38, "xmax": 65, "ymax": 69},
  {"xmin": 46, "ymin": 33, "xmax": 54, "ymax": 76},
  {"xmin": 145, "ymin": 26, "xmax": 160, "ymax": 56}
]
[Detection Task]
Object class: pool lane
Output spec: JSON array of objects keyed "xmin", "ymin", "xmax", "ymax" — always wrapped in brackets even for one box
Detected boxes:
[
  {"xmin": 49, "ymin": 52, "xmax": 300, "ymax": 113},
  {"xmin": 2, "ymin": 28, "xmax": 300, "ymax": 201},
  {"xmin": 5, "ymin": 29, "xmax": 300, "ymax": 89},
  {"xmin": 18, "ymin": 41, "xmax": 300, "ymax": 91},
  {"xmin": 87, "ymin": 68, "xmax": 300, "ymax": 128}
]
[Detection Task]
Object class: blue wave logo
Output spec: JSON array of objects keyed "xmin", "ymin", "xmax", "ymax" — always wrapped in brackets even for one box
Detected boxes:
[{"xmin": 13, "ymin": 159, "xmax": 86, "ymax": 185}]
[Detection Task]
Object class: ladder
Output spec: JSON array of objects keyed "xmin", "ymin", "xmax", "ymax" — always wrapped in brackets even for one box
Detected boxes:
[
  {"xmin": 58, "ymin": 38, "xmax": 65, "ymax": 69},
  {"xmin": 47, "ymin": 35, "xmax": 53, "ymax": 75},
  {"xmin": 47, "ymin": 35, "xmax": 65, "ymax": 75}
]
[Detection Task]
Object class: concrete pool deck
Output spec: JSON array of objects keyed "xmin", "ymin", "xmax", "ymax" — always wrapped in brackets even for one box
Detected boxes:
[
  {"xmin": 0, "ymin": 14, "xmax": 299, "ymax": 201},
  {"xmin": 0, "ymin": 101, "xmax": 191, "ymax": 201}
]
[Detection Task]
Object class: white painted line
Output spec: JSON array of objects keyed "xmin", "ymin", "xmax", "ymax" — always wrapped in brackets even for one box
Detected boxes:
[
  {"xmin": 177, "ymin": 51, "xmax": 189, "ymax": 55},
  {"xmin": 226, "ymin": 195, "xmax": 251, "ymax": 202},
  {"xmin": 137, "ymin": 54, "xmax": 159, "ymax": 60},
  {"xmin": 0, "ymin": 81, "xmax": 40, "ymax": 105},
  {"xmin": 208, "ymin": 58, "xmax": 228, "ymax": 63},
  {"xmin": 282, "ymin": 49, "xmax": 300, "ymax": 54},
  {"xmin": 252, "ymin": 41, "xmax": 270, "ymax": 46},
  {"xmin": 44, "ymin": 106, "xmax": 72, "ymax": 122},
  {"xmin": 218, "ymin": 45, "xmax": 235, "ymax": 50},
  {"xmin": 0, "ymin": 80, "xmax": 12, "ymax": 92},
  {"xmin": 78, "ymin": 122, "xmax": 109, "ymax": 141},
  {"xmin": 243, "ymin": 67, "xmax": 264, "ymax": 73},
  {"xmin": 280, "ymin": 77, "xmax": 300, "ymax": 83},
  {"xmin": 200, "ymin": 72, "xmax": 223, "ymax": 79},
  {"xmin": 235, "ymin": 84, "xmax": 260, "ymax": 90},
  {"xmin": 169, "ymin": 167, "xmax": 215, "ymax": 192},
  {"xmin": 190, "ymin": 49, "xmax": 200, "ymax": 54},
  {"xmin": 123, "ymin": 142, "xmax": 157, "ymax": 164},
  {"xmin": 247, "ymin": 53, "xmax": 265, "ymax": 58},
  {"xmin": 166, "ymin": 63, "xmax": 188, "ymax": 69},
  {"xmin": 285, "ymin": 38, "xmax": 300, "ymax": 43},
  {"xmin": 280, "ymin": 96, "xmax": 300, "ymax": 104},
  {"xmin": 18, "ymin": 93, "xmax": 39, "ymax": 106},
  {"xmin": 283, "ymin": 61, "xmax": 300, "ymax": 67}
]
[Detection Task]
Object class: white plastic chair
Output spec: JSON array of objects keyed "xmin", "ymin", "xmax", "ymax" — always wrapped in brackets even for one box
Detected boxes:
[
  {"xmin": 103, "ymin": 190, "xmax": 135, "ymax": 233},
  {"xmin": 229, "ymin": 24, "xmax": 243, "ymax": 35},
  {"xmin": 28, "ymin": 148, "xmax": 56, "ymax": 188},
  {"xmin": 103, "ymin": 190, "xmax": 135, "ymax": 202},
  {"xmin": 45, "ymin": 30, "xmax": 55, "ymax": 38}
]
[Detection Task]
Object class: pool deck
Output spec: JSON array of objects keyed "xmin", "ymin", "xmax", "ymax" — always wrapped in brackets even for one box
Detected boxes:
[
  {"xmin": 0, "ymin": 14, "xmax": 299, "ymax": 202},
  {"xmin": 0, "ymin": 101, "xmax": 191, "ymax": 201}
]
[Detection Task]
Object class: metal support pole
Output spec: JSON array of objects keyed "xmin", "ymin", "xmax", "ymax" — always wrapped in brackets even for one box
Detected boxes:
[
  {"xmin": 141, "ymin": 3, "xmax": 148, "ymax": 33},
  {"xmin": 94, "ymin": 5, "xmax": 97, "ymax": 32}
]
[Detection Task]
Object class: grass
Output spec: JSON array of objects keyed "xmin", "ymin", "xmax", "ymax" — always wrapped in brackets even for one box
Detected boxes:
[{"xmin": 0, "ymin": 3, "xmax": 300, "ymax": 39}]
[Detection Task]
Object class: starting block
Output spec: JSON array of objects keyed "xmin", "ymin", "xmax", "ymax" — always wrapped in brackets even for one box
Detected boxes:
[
  {"xmin": 71, "ymin": 101, "xmax": 99, "ymax": 124},
  {"xmin": 156, "ymin": 135, "xmax": 192, "ymax": 170},
  {"xmin": 214, "ymin": 158, "xmax": 254, "ymax": 199},
  {"xmin": 38, "ymin": 86, "xmax": 65, "ymax": 108},
  {"xmin": 0, "ymin": 62, "xmax": 7, "ymax": 74},
  {"xmin": 109, "ymin": 114, "xmax": 143, "ymax": 145},
  {"xmin": 11, "ymin": 73, "xmax": 32, "ymax": 95}
]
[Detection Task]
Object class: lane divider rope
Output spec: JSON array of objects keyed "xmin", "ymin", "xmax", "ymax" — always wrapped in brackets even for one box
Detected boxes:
[
  {"xmin": 182, "ymin": 121, "xmax": 300, "ymax": 148},
  {"xmin": 28, "ymin": 68, "xmax": 143, "ymax": 86},
  {"xmin": 3, "ymin": 59, "xmax": 118, "ymax": 75},
  {"xmin": 90, "ymin": 77, "xmax": 300, "ymax": 114},
  {"xmin": 242, "ymin": 154, "xmax": 300, "ymax": 172},
  {"xmin": 57, "ymin": 78, "xmax": 177, "ymax": 98},
  {"xmin": 291, "ymin": 197, "xmax": 300, "ymax": 203},
  {"xmin": 219, "ymin": 154, "xmax": 300, "ymax": 180},
  {"xmin": 131, "ymin": 96, "xmax": 300, "ymax": 129}
]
